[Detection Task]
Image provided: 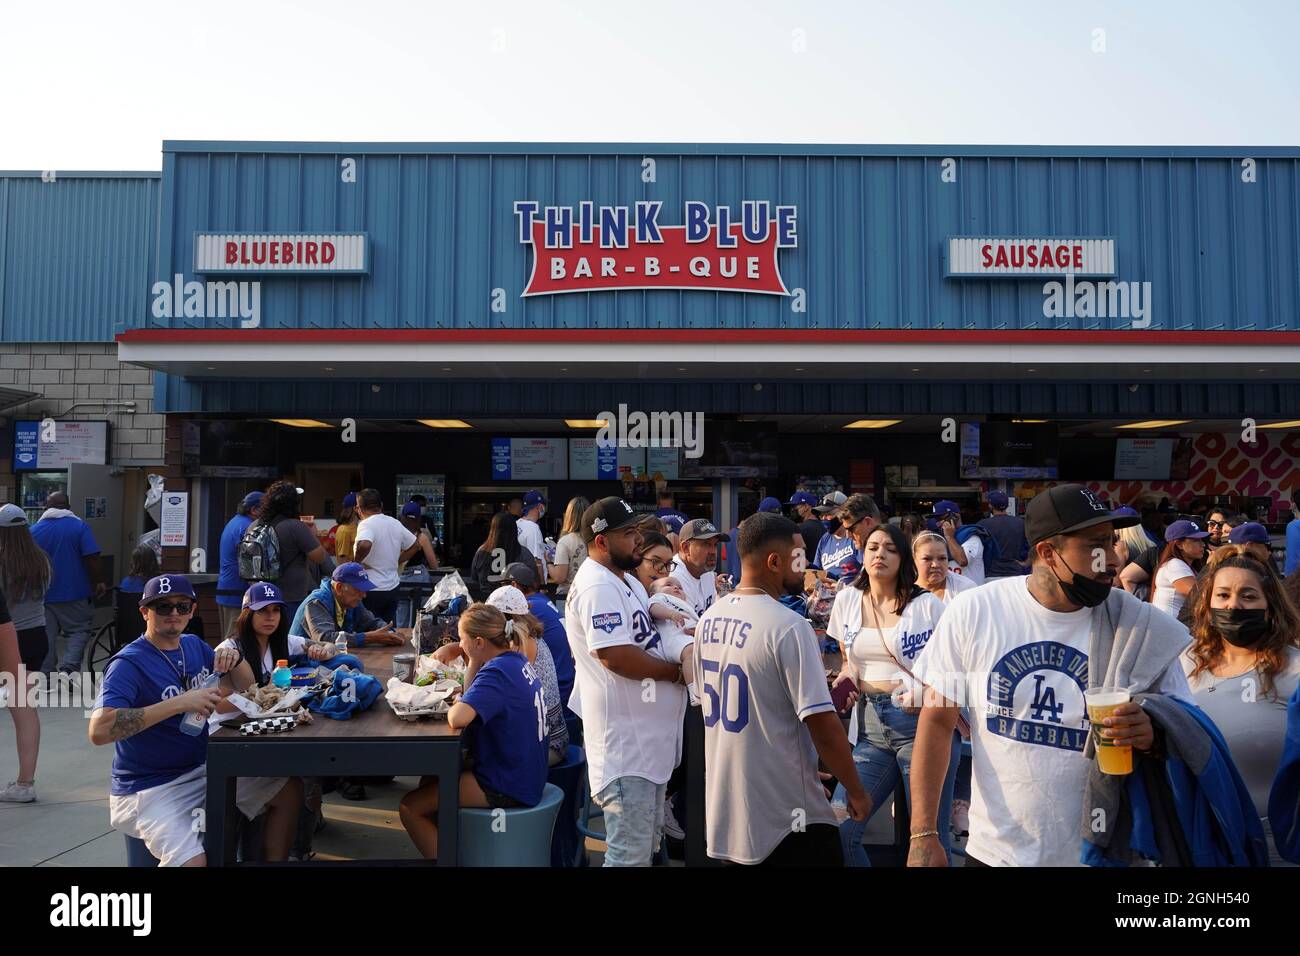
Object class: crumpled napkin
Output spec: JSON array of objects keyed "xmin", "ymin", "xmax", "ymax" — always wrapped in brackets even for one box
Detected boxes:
[{"xmin": 386, "ymin": 677, "xmax": 460, "ymax": 710}]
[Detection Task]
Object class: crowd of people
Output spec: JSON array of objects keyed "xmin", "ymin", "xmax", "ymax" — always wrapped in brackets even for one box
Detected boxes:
[{"xmin": 4, "ymin": 476, "xmax": 1300, "ymax": 872}]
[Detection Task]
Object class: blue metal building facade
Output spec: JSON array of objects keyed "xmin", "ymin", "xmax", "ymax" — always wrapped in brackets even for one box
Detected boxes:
[
  {"xmin": 0, "ymin": 173, "xmax": 160, "ymax": 342},
  {"xmin": 147, "ymin": 142, "xmax": 1300, "ymax": 335}
]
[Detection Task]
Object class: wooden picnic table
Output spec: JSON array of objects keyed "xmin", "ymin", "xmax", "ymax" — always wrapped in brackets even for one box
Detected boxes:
[{"xmin": 204, "ymin": 640, "xmax": 463, "ymax": 866}]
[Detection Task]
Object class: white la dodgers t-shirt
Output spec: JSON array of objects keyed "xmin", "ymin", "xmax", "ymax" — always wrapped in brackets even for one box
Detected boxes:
[
  {"xmin": 912, "ymin": 576, "xmax": 1190, "ymax": 867},
  {"xmin": 670, "ymin": 555, "xmax": 718, "ymax": 616},
  {"xmin": 564, "ymin": 558, "xmax": 685, "ymax": 794}
]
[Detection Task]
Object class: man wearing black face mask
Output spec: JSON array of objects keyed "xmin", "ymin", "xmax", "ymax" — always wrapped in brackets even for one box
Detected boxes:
[{"xmin": 906, "ymin": 484, "xmax": 1192, "ymax": 868}]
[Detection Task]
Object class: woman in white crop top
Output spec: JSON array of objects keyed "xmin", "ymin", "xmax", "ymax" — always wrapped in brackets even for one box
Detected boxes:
[{"xmin": 825, "ymin": 504, "xmax": 960, "ymax": 867}]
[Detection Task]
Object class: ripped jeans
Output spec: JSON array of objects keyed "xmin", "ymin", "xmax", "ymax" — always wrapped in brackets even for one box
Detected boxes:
[{"xmin": 831, "ymin": 692, "xmax": 960, "ymax": 867}]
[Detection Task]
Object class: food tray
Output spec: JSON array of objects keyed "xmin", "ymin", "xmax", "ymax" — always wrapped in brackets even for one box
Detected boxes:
[{"xmin": 387, "ymin": 696, "xmax": 450, "ymax": 721}]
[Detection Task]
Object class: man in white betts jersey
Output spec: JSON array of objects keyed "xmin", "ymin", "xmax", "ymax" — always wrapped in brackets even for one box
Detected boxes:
[
  {"xmin": 565, "ymin": 496, "xmax": 687, "ymax": 867},
  {"xmin": 695, "ymin": 512, "xmax": 868, "ymax": 865},
  {"xmin": 671, "ymin": 518, "xmax": 727, "ymax": 616},
  {"xmin": 908, "ymin": 484, "xmax": 1191, "ymax": 868}
]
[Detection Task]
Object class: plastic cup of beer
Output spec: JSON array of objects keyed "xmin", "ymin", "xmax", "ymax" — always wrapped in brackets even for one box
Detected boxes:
[{"xmin": 1086, "ymin": 687, "xmax": 1133, "ymax": 775}]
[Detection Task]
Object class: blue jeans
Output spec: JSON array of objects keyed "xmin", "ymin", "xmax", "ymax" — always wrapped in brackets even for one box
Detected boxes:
[
  {"xmin": 832, "ymin": 692, "xmax": 960, "ymax": 867},
  {"xmin": 593, "ymin": 775, "xmax": 665, "ymax": 867}
]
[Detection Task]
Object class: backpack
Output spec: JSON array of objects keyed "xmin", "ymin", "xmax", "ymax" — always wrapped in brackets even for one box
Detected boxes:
[
  {"xmin": 955, "ymin": 524, "xmax": 999, "ymax": 579},
  {"xmin": 238, "ymin": 518, "xmax": 282, "ymax": 581}
]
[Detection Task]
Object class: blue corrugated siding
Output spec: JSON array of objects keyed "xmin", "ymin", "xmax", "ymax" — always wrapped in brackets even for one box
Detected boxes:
[
  {"xmin": 0, "ymin": 174, "xmax": 159, "ymax": 342},
  {"xmin": 150, "ymin": 144, "xmax": 1300, "ymax": 333}
]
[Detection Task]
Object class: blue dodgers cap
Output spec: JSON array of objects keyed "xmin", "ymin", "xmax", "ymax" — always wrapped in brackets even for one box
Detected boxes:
[
  {"xmin": 523, "ymin": 490, "xmax": 546, "ymax": 509},
  {"xmin": 241, "ymin": 490, "xmax": 264, "ymax": 509},
  {"xmin": 932, "ymin": 500, "xmax": 961, "ymax": 517},
  {"xmin": 400, "ymin": 501, "xmax": 422, "ymax": 518},
  {"xmin": 757, "ymin": 496, "xmax": 782, "ymax": 514},
  {"xmin": 139, "ymin": 574, "xmax": 197, "ymax": 607},
  {"xmin": 1165, "ymin": 519, "xmax": 1210, "ymax": 543},
  {"xmin": 1111, "ymin": 505, "xmax": 1139, "ymax": 518},
  {"xmin": 332, "ymin": 561, "xmax": 377, "ymax": 592},
  {"xmin": 788, "ymin": 491, "xmax": 818, "ymax": 507},
  {"xmin": 243, "ymin": 581, "xmax": 285, "ymax": 610},
  {"xmin": 1227, "ymin": 521, "xmax": 1270, "ymax": 545},
  {"xmin": 341, "ymin": 491, "xmax": 357, "ymax": 508},
  {"xmin": 987, "ymin": 490, "xmax": 1009, "ymax": 510}
]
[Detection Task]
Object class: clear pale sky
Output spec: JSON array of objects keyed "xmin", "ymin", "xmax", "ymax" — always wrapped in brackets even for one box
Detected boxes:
[{"xmin": 2, "ymin": 0, "xmax": 1296, "ymax": 171}]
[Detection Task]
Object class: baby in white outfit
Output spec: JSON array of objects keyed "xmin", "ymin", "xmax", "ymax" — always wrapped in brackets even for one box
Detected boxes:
[{"xmin": 647, "ymin": 577, "xmax": 698, "ymax": 700}]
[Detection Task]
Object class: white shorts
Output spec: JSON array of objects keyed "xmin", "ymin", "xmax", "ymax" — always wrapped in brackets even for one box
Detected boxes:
[{"xmin": 109, "ymin": 766, "xmax": 289, "ymax": 867}]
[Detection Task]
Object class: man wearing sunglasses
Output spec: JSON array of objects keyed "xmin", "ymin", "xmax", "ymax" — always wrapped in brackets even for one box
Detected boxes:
[{"xmin": 90, "ymin": 574, "xmax": 270, "ymax": 866}]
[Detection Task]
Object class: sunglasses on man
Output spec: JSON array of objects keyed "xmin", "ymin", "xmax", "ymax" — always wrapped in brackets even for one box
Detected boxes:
[{"xmin": 148, "ymin": 601, "xmax": 194, "ymax": 616}]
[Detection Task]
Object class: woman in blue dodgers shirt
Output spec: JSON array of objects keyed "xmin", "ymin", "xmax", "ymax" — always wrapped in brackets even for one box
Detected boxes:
[
  {"xmin": 399, "ymin": 602, "xmax": 548, "ymax": 860},
  {"xmin": 88, "ymin": 574, "xmax": 302, "ymax": 866},
  {"xmin": 827, "ymin": 500, "xmax": 960, "ymax": 866}
]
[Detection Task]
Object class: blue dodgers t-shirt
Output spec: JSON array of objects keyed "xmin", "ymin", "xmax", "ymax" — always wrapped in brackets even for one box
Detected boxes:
[
  {"xmin": 217, "ymin": 513, "xmax": 254, "ymax": 608},
  {"xmin": 461, "ymin": 651, "xmax": 548, "ymax": 806},
  {"xmin": 526, "ymin": 591, "xmax": 574, "ymax": 706},
  {"xmin": 812, "ymin": 531, "xmax": 861, "ymax": 580},
  {"xmin": 31, "ymin": 515, "xmax": 100, "ymax": 603},
  {"xmin": 100, "ymin": 635, "xmax": 215, "ymax": 796}
]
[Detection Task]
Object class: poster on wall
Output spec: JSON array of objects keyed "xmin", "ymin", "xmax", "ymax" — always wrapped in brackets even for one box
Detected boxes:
[
  {"xmin": 160, "ymin": 491, "xmax": 189, "ymax": 547},
  {"xmin": 492, "ymin": 438, "xmax": 567, "ymax": 480}
]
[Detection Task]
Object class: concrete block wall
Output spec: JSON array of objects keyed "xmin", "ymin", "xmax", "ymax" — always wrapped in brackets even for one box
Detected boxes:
[{"xmin": 0, "ymin": 342, "xmax": 163, "ymax": 465}]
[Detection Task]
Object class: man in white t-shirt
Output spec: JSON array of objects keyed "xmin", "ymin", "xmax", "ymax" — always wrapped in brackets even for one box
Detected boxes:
[
  {"xmin": 934, "ymin": 500, "xmax": 985, "ymax": 586},
  {"xmin": 696, "ymin": 512, "xmax": 868, "ymax": 865},
  {"xmin": 670, "ymin": 518, "xmax": 727, "ymax": 616},
  {"xmin": 908, "ymin": 484, "xmax": 1191, "ymax": 868},
  {"xmin": 565, "ymin": 496, "xmax": 687, "ymax": 867},
  {"xmin": 353, "ymin": 488, "xmax": 419, "ymax": 623},
  {"xmin": 516, "ymin": 490, "xmax": 547, "ymax": 584}
]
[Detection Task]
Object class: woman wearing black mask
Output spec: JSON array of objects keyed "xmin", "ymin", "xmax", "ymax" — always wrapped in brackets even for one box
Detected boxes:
[{"xmin": 1181, "ymin": 547, "xmax": 1300, "ymax": 864}]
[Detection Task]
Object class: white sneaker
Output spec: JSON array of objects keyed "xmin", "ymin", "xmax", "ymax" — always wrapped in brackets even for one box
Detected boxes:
[
  {"xmin": 0, "ymin": 781, "xmax": 36, "ymax": 803},
  {"xmin": 951, "ymin": 798, "xmax": 970, "ymax": 837},
  {"xmin": 663, "ymin": 795, "xmax": 685, "ymax": 840}
]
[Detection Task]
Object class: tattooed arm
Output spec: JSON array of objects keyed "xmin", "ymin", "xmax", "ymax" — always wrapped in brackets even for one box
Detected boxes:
[{"xmin": 88, "ymin": 684, "xmax": 223, "ymax": 746}]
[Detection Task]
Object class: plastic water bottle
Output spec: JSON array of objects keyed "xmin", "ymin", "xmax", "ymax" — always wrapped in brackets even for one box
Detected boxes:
[
  {"xmin": 334, "ymin": 634, "xmax": 348, "ymax": 659},
  {"xmin": 271, "ymin": 660, "xmax": 292, "ymax": 689},
  {"xmin": 179, "ymin": 671, "xmax": 222, "ymax": 736}
]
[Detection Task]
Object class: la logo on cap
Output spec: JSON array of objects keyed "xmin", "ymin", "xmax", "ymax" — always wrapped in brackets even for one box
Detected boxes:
[{"xmin": 1080, "ymin": 489, "xmax": 1107, "ymax": 512}]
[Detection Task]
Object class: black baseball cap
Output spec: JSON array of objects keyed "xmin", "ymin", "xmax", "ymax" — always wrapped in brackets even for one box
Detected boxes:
[
  {"xmin": 581, "ymin": 497, "xmax": 639, "ymax": 543},
  {"xmin": 1025, "ymin": 484, "xmax": 1140, "ymax": 545}
]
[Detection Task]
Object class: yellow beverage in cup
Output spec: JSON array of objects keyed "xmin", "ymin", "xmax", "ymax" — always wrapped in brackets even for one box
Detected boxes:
[{"xmin": 1086, "ymin": 687, "xmax": 1133, "ymax": 775}]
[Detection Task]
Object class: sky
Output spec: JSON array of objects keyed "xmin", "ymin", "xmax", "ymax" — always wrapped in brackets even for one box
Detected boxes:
[{"xmin": 1, "ymin": 0, "xmax": 1296, "ymax": 171}]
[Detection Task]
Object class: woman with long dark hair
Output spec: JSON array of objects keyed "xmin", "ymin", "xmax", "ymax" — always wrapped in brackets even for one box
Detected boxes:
[
  {"xmin": 827, "ymin": 496, "xmax": 959, "ymax": 866},
  {"xmin": 251, "ymin": 480, "xmax": 331, "ymax": 621},
  {"xmin": 0, "ymin": 504, "xmax": 50, "ymax": 802},
  {"xmin": 470, "ymin": 511, "xmax": 522, "ymax": 599},
  {"xmin": 1150, "ymin": 519, "xmax": 1209, "ymax": 619},
  {"xmin": 1180, "ymin": 547, "xmax": 1300, "ymax": 864}
]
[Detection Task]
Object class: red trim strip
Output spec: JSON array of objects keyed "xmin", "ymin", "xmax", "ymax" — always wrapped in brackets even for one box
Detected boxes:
[{"xmin": 116, "ymin": 328, "xmax": 1300, "ymax": 345}]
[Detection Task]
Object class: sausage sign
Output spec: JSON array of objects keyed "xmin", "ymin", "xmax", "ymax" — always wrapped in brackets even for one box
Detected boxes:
[{"xmin": 515, "ymin": 200, "xmax": 798, "ymax": 296}]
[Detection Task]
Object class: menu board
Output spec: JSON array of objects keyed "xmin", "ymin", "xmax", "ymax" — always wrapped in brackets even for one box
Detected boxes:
[
  {"xmin": 569, "ymin": 439, "xmax": 619, "ymax": 480},
  {"xmin": 646, "ymin": 446, "xmax": 680, "ymax": 480},
  {"xmin": 617, "ymin": 445, "xmax": 647, "ymax": 477},
  {"xmin": 491, "ymin": 438, "xmax": 567, "ymax": 480},
  {"xmin": 1114, "ymin": 438, "xmax": 1175, "ymax": 480},
  {"xmin": 13, "ymin": 420, "xmax": 109, "ymax": 471}
]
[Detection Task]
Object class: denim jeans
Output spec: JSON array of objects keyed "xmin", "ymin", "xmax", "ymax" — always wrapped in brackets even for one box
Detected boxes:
[
  {"xmin": 832, "ymin": 692, "xmax": 960, "ymax": 867},
  {"xmin": 593, "ymin": 775, "xmax": 666, "ymax": 867},
  {"xmin": 41, "ymin": 599, "xmax": 96, "ymax": 673}
]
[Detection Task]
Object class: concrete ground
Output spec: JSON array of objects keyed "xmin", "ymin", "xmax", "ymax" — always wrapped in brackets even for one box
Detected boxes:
[{"xmin": 1, "ymin": 701, "xmax": 903, "ymax": 867}]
